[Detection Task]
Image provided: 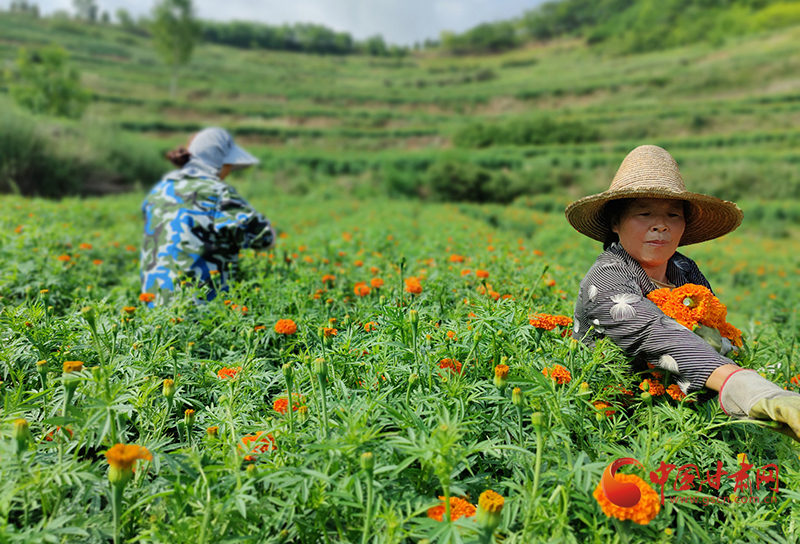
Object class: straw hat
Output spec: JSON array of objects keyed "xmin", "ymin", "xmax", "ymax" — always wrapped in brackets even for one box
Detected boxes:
[{"xmin": 564, "ymin": 145, "xmax": 743, "ymax": 246}]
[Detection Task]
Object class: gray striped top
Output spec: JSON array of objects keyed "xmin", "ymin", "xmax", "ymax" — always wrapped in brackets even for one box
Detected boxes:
[{"xmin": 573, "ymin": 242, "xmax": 736, "ymax": 394}]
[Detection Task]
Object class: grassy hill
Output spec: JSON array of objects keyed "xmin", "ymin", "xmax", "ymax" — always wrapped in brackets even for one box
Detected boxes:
[{"xmin": 3, "ymin": 12, "xmax": 800, "ymax": 201}]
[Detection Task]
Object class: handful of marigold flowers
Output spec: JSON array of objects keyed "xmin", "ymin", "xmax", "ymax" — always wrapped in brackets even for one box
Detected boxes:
[{"xmin": 647, "ymin": 283, "xmax": 742, "ymax": 356}]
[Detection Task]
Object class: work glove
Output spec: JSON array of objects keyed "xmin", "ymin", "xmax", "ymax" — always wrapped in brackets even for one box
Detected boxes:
[
  {"xmin": 694, "ymin": 324, "xmax": 737, "ymax": 357},
  {"xmin": 719, "ymin": 368, "xmax": 800, "ymax": 442}
]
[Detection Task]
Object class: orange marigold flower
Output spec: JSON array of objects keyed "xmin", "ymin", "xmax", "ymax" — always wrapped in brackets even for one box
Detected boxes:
[
  {"xmin": 79, "ymin": 243, "xmax": 93, "ymax": 250},
  {"xmin": 488, "ymin": 290, "xmax": 500, "ymax": 301},
  {"xmin": 666, "ymin": 384, "xmax": 693, "ymax": 402},
  {"xmin": 354, "ymin": 283, "xmax": 371, "ymax": 297},
  {"xmin": 274, "ymin": 319, "xmax": 297, "ymax": 335},
  {"xmin": 139, "ymin": 293, "xmax": 155, "ymax": 303},
  {"xmin": 542, "ymin": 364, "xmax": 571, "ymax": 385},
  {"xmin": 93, "ymin": 259, "xmax": 103, "ymax": 266},
  {"xmin": 494, "ymin": 364, "xmax": 510, "ymax": 379},
  {"xmin": 791, "ymin": 374, "xmax": 800, "ymax": 387},
  {"xmin": 354, "ymin": 260, "xmax": 364, "ymax": 267},
  {"xmin": 57, "ymin": 254, "xmax": 71, "ymax": 262},
  {"xmin": 364, "ymin": 321, "xmax": 378, "ymax": 332},
  {"xmin": 322, "ymin": 274, "xmax": 336, "ymax": 284},
  {"xmin": 545, "ymin": 279, "xmax": 556, "ymax": 287},
  {"xmin": 639, "ymin": 379, "xmax": 665, "ymax": 396},
  {"xmin": 217, "ymin": 366, "xmax": 242, "ymax": 380},
  {"xmin": 439, "ymin": 358, "xmax": 463, "ymax": 375},
  {"xmin": 323, "ymin": 327, "xmax": 338, "ymax": 338},
  {"xmin": 427, "ymin": 496, "xmax": 476, "ymax": 521},
  {"xmin": 476, "ymin": 269, "xmax": 489, "ymax": 279},
  {"xmin": 461, "ymin": 269, "xmax": 472, "ymax": 276},
  {"xmin": 593, "ymin": 401, "xmax": 616, "ymax": 418},
  {"xmin": 593, "ymin": 473, "xmax": 660, "ymax": 525},
  {"xmin": 45, "ymin": 426, "xmax": 73, "ymax": 442},
  {"xmin": 529, "ymin": 313, "xmax": 572, "ymax": 331},
  {"xmin": 449, "ymin": 254, "xmax": 465, "ymax": 263},
  {"xmin": 533, "ymin": 250, "xmax": 544, "ymax": 256},
  {"xmin": 370, "ymin": 266, "xmax": 379, "ymax": 275},
  {"xmin": 273, "ymin": 393, "xmax": 305, "ymax": 414},
  {"xmin": 254, "ymin": 325, "xmax": 266, "ymax": 332},
  {"xmin": 405, "ymin": 276, "xmax": 423, "ymax": 295},
  {"xmin": 446, "ymin": 330, "xmax": 457, "ymax": 340},
  {"xmin": 370, "ymin": 277, "xmax": 384, "ymax": 289},
  {"xmin": 104, "ymin": 444, "xmax": 153, "ymax": 472},
  {"xmin": 240, "ymin": 431, "xmax": 276, "ymax": 460},
  {"xmin": 122, "ymin": 306, "xmax": 136, "ymax": 315}
]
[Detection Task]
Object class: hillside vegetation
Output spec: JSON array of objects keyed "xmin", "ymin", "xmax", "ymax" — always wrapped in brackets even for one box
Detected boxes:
[{"xmin": 2, "ymin": 10, "xmax": 800, "ymax": 202}]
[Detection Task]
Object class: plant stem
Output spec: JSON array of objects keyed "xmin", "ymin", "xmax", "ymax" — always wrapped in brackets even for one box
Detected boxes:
[
  {"xmin": 516, "ymin": 405, "xmax": 524, "ymax": 447},
  {"xmin": 318, "ymin": 374, "xmax": 329, "ymax": 438},
  {"xmin": 112, "ymin": 483, "xmax": 124, "ymax": 544},
  {"xmin": 361, "ymin": 475, "xmax": 374, "ymax": 544},
  {"xmin": 532, "ymin": 424, "xmax": 543, "ymax": 498},
  {"xmin": 443, "ymin": 484, "xmax": 451, "ymax": 522}
]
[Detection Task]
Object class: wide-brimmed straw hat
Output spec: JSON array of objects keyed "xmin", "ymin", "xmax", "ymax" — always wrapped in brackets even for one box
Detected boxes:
[{"xmin": 564, "ymin": 145, "xmax": 743, "ymax": 246}]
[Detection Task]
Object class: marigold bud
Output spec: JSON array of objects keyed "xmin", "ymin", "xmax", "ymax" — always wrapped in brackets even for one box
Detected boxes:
[
  {"xmin": 207, "ymin": 426, "xmax": 219, "ymax": 438},
  {"xmin": 297, "ymin": 405, "xmax": 309, "ymax": 423},
  {"xmin": 80, "ymin": 306, "xmax": 96, "ymax": 329},
  {"xmin": 531, "ymin": 412, "xmax": 543, "ymax": 429},
  {"xmin": 512, "ymin": 387, "xmax": 523, "ymax": 406},
  {"xmin": 282, "ymin": 363, "xmax": 294, "ymax": 382},
  {"xmin": 408, "ymin": 373, "xmax": 420, "ymax": 387},
  {"xmin": 314, "ymin": 358, "xmax": 327, "ymax": 377},
  {"xmin": 641, "ymin": 392, "xmax": 652, "ymax": 404},
  {"xmin": 184, "ymin": 409, "xmax": 195, "ymax": 427},
  {"xmin": 13, "ymin": 418, "xmax": 29, "ymax": 454},
  {"xmin": 163, "ymin": 378, "xmax": 175, "ymax": 400},
  {"xmin": 36, "ymin": 360, "xmax": 47, "ymax": 376},
  {"xmin": 361, "ymin": 451, "xmax": 374, "ymax": 472},
  {"xmin": 579, "ymin": 382, "xmax": 591, "ymax": 396}
]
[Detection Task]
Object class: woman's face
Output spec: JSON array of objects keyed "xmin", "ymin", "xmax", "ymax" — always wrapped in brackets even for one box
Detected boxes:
[{"xmin": 612, "ymin": 198, "xmax": 686, "ymax": 269}]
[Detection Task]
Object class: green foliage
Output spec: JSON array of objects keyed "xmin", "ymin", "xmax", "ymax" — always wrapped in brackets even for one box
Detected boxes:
[
  {"xmin": 5, "ymin": 45, "xmax": 91, "ymax": 119},
  {"xmin": 0, "ymin": 103, "xmax": 164, "ymax": 197},
  {"xmin": 150, "ymin": 0, "xmax": 201, "ymax": 97},
  {"xmin": 453, "ymin": 118, "xmax": 601, "ymax": 148},
  {"xmin": 441, "ymin": 21, "xmax": 520, "ymax": 55},
  {"xmin": 424, "ymin": 159, "xmax": 527, "ymax": 203}
]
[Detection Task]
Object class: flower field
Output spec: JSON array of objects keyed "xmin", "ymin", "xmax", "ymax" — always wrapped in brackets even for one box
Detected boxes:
[{"xmin": 2, "ymin": 192, "xmax": 800, "ymax": 543}]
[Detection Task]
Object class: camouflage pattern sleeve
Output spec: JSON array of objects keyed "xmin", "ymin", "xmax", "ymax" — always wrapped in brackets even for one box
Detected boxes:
[{"xmin": 214, "ymin": 185, "xmax": 275, "ymax": 251}]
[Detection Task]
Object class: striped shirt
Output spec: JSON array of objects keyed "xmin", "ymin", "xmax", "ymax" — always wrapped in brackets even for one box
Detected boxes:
[{"xmin": 573, "ymin": 242, "xmax": 736, "ymax": 394}]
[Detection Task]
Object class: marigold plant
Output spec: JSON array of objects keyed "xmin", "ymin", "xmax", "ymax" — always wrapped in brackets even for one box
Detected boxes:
[
  {"xmin": 217, "ymin": 366, "xmax": 242, "ymax": 380},
  {"xmin": 405, "ymin": 276, "xmax": 423, "ymax": 295},
  {"xmin": 439, "ymin": 358, "xmax": 462, "ymax": 375}
]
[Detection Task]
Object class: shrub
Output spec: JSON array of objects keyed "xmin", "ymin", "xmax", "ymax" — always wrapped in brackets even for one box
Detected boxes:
[
  {"xmin": 6, "ymin": 45, "xmax": 91, "ymax": 119},
  {"xmin": 453, "ymin": 117, "xmax": 601, "ymax": 148}
]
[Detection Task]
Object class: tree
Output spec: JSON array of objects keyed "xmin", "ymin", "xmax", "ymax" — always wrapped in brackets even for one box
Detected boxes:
[
  {"xmin": 150, "ymin": 0, "xmax": 200, "ymax": 99},
  {"xmin": 72, "ymin": 0, "xmax": 98, "ymax": 22},
  {"xmin": 6, "ymin": 45, "xmax": 91, "ymax": 119}
]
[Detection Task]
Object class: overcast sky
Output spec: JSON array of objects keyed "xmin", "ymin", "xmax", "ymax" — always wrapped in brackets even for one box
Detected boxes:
[{"xmin": 0, "ymin": 0, "xmax": 548, "ymax": 44}]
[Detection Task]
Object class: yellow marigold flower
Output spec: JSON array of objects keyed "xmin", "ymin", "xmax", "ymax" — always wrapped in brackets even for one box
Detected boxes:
[
  {"xmin": 494, "ymin": 364, "xmax": 510, "ymax": 379},
  {"xmin": 593, "ymin": 473, "xmax": 660, "ymax": 525},
  {"xmin": 63, "ymin": 361, "xmax": 83, "ymax": 373},
  {"xmin": 478, "ymin": 490, "xmax": 504, "ymax": 513}
]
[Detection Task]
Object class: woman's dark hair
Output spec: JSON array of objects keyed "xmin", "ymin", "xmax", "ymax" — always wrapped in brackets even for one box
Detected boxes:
[
  {"xmin": 601, "ymin": 198, "xmax": 692, "ymax": 250},
  {"xmin": 165, "ymin": 147, "xmax": 191, "ymax": 168}
]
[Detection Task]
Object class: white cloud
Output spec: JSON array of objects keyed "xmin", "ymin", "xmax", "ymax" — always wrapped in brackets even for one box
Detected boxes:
[{"xmin": 1, "ymin": 0, "xmax": 547, "ymax": 44}]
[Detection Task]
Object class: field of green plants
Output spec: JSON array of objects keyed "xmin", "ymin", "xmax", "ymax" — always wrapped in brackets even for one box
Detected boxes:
[
  {"xmin": 2, "ymin": 191, "xmax": 800, "ymax": 543},
  {"xmin": 4, "ymin": 6, "xmax": 800, "ymax": 543}
]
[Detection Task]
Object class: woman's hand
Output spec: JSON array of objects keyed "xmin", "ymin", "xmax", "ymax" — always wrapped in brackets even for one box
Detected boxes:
[{"xmin": 719, "ymin": 368, "xmax": 800, "ymax": 442}]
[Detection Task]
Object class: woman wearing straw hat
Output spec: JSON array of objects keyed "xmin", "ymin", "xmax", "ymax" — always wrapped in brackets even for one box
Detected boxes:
[
  {"xmin": 566, "ymin": 145, "xmax": 800, "ymax": 441},
  {"xmin": 140, "ymin": 127, "xmax": 275, "ymax": 306}
]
